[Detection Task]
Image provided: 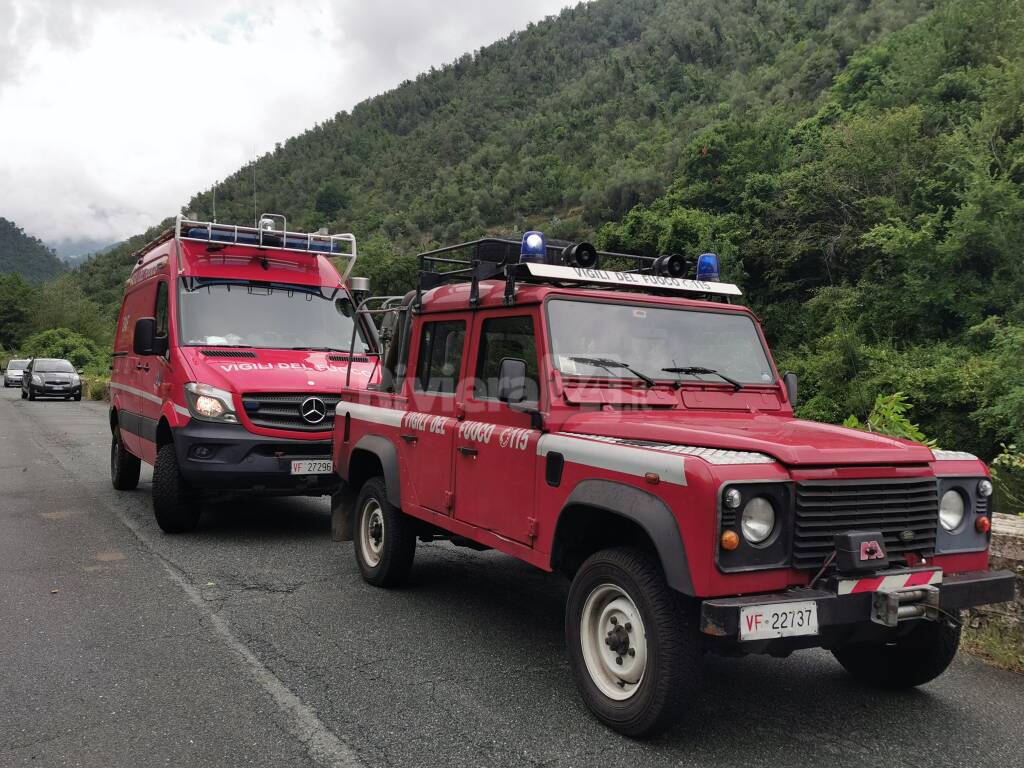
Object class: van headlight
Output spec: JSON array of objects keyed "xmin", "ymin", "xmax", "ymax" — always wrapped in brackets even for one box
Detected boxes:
[
  {"xmin": 740, "ymin": 497, "xmax": 776, "ymax": 544},
  {"xmin": 939, "ymin": 489, "xmax": 966, "ymax": 532},
  {"xmin": 184, "ymin": 383, "xmax": 237, "ymax": 423}
]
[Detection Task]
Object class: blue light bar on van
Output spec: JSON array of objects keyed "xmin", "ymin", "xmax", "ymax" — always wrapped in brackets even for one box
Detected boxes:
[
  {"xmin": 520, "ymin": 231, "xmax": 547, "ymax": 263},
  {"xmin": 696, "ymin": 252, "xmax": 721, "ymax": 282}
]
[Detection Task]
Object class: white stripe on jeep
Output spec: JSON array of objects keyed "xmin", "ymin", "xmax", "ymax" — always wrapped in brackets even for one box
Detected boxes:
[
  {"xmin": 561, "ymin": 433, "xmax": 775, "ymax": 465},
  {"xmin": 538, "ymin": 433, "xmax": 687, "ymax": 486},
  {"xmin": 335, "ymin": 401, "xmax": 405, "ymax": 428}
]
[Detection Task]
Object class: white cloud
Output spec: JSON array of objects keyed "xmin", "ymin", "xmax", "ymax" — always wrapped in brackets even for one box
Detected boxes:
[{"xmin": 0, "ymin": 0, "xmax": 569, "ymax": 249}]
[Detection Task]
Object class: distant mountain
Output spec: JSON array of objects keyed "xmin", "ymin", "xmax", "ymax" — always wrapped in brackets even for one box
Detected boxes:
[
  {"xmin": 0, "ymin": 217, "xmax": 65, "ymax": 282},
  {"xmin": 51, "ymin": 237, "xmax": 118, "ymax": 264}
]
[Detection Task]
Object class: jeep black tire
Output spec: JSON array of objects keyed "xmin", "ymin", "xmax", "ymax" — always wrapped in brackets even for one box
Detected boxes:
[
  {"xmin": 110, "ymin": 430, "xmax": 141, "ymax": 491},
  {"xmin": 831, "ymin": 618, "xmax": 961, "ymax": 688},
  {"xmin": 353, "ymin": 476, "xmax": 416, "ymax": 587},
  {"xmin": 566, "ymin": 547, "xmax": 699, "ymax": 738},
  {"xmin": 152, "ymin": 443, "xmax": 200, "ymax": 533}
]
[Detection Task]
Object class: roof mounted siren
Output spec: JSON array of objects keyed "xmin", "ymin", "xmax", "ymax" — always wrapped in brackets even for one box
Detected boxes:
[
  {"xmin": 652, "ymin": 253, "xmax": 688, "ymax": 278},
  {"xmin": 561, "ymin": 241, "xmax": 599, "ymax": 269}
]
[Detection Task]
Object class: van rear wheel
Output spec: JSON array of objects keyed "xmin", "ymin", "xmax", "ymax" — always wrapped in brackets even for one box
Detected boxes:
[
  {"xmin": 353, "ymin": 477, "xmax": 416, "ymax": 587},
  {"xmin": 566, "ymin": 547, "xmax": 699, "ymax": 738},
  {"xmin": 152, "ymin": 444, "xmax": 200, "ymax": 533},
  {"xmin": 110, "ymin": 430, "xmax": 141, "ymax": 491}
]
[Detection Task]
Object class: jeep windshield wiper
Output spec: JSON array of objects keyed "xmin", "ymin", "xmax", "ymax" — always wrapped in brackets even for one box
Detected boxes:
[
  {"xmin": 569, "ymin": 356, "xmax": 656, "ymax": 388},
  {"xmin": 662, "ymin": 366, "xmax": 742, "ymax": 392}
]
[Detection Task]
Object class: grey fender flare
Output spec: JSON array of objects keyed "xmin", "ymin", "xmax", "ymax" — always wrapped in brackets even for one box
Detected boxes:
[
  {"xmin": 559, "ymin": 479, "xmax": 694, "ymax": 595},
  {"xmin": 350, "ymin": 434, "xmax": 401, "ymax": 507},
  {"xmin": 332, "ymin": 434, "xmax": 401, "ymax": 543}
]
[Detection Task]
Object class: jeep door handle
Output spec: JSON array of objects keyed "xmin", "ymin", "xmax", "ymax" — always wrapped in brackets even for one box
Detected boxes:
[
  {"xmin": 136, "ymin": 363, "xmax": 149, "ymax": 371},
  {"xmin": 400, "ymin": 434, "xmax": 418, "ymax": 444},
  {"xmin": 457, "ymin": 446, "xmax": 478, "ymax": 457}
]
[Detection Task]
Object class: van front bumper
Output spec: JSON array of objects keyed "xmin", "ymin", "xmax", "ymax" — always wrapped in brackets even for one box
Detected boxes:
[
  {"xmin": 172, "ymin": 421, "xmax": 339, "ymax": 495},
  {"xmin": 699, "ymin": 569, "xmax": 1015, "ymax": 654}
]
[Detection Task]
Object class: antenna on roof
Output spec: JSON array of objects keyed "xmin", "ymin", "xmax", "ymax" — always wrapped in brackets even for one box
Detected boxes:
[
  {"xmin": 252, "ymin": 145, "xmax": 258, "ymax": 228},
  {"xmin": 212, "ymin": 180, "xmax": 217, "ymax": 223}
]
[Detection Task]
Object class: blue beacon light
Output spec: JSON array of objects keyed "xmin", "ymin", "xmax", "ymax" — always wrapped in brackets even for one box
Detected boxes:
[
  {"xmin": 520, "ymin": 230, "xmax": 547, "ymax": 263},
  {"xmin": 696, "ymin": 252, "xmax": 721, "ymax": 282}
]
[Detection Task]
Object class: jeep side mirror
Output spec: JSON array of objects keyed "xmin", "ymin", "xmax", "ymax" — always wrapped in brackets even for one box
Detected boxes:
[
  {"xmin": 783, "ymin": 371, "xmax": 798, "ymax": 406},
  {"xmin": 497, "ymin": 357, "xmax": 528, "ymax": 404}
]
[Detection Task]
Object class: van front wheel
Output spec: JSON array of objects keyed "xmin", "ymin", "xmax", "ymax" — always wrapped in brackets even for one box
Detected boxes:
[{"xmin": 152, "ymin": 444, "xmax": 200, "ymax": 533}]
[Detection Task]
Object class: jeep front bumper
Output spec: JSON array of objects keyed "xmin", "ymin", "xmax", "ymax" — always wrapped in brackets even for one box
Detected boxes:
[{"xmin": 699, "ymin": 569, "xmax": 1015, "ymax": 653}]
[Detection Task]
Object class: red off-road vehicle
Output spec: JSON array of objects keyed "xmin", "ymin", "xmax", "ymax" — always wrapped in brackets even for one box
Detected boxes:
[{"xmin": 330, "ymin": 234, "xmax": 1014, "ymax": 737}]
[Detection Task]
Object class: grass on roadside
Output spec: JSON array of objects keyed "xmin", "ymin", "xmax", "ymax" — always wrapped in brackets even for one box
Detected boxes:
[{"xmin": 962, "ymin": 618, "xmax": 1024, "ymax": 674}]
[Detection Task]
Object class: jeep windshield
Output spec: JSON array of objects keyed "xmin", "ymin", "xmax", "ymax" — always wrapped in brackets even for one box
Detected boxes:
[
  {"xmin": 546, "ymin": 299, "xmax": 774, "ymax": 386},
  {"xmin": 179, "ymin": 279, "xmax": 370, "ymax": 352}
]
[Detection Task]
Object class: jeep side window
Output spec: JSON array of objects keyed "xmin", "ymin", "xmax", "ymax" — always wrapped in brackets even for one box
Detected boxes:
[
  {"xmin": 474, "ymin": 316, "xmax": 539, "ymax": 403},
  {"xmin": 414, "ymin": 320, "xmax": 465, "ymax": 395},
  {"xmin": 154, "ymin": 281, "xmax": 169, "ymax": 339}
]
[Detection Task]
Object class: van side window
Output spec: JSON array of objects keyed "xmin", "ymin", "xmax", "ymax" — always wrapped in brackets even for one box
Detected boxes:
[
  {"xmin": 414, "ymin": 321, "xmax": 465, "ymax": 395},
  {"xmin": 474, "ymin": 316, "xmax": 539, "ymax": 402},
  {"xmin": 154, "ymin": 282, "xmax": 168, "ymax": 338}
]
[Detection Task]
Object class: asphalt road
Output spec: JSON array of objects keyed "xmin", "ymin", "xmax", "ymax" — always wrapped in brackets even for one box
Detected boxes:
[{"xmin": 2, "ymin": 387, "xmax": 1023, "ymax": 768}]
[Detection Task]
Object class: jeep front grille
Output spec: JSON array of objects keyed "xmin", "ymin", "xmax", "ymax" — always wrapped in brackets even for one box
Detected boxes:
[
  {"xmin": 793, "ymin": 478, "xmax": 939, "ymax": 569},
  {"xmin": 242, "ymin": 392, "xmax": 341, "ymax": 433}
]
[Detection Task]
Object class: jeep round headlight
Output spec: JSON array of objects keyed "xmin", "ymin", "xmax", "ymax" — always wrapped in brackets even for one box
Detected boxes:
[
  {"xmin": 740, "ymin": 497, "xmax": 775, "ymax": 544},
  {"xmin": 939, "ymin": 489, "xmax": 966, "ymax": 532},
  {"xmin": 978, "ymin": 479, "xmax": 993, "ymax": 498}
]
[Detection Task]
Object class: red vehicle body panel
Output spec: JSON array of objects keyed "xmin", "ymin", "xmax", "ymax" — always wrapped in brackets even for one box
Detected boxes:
[
  {"xmin": 112, "ymin": 233, "xmax": 376, "ymax": 479},
  {"xmin": 333, "ymin": 280, "xmax": 993, "ymax": 598}
]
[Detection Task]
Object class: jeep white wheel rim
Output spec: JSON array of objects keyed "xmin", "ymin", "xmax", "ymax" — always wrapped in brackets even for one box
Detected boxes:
[
  {"xmin": 580, "ymin": 583, "xmax": 647, "ymax": 701},
  {"xmin": 359, "ymin": 499, "xmax": 385, "ymax": 568}
]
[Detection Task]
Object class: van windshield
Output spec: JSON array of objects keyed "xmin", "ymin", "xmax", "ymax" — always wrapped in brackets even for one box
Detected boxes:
[
  {"xmin": 547, "ymin": 299, "xmax": 774, "ymax": 386},
  {"xmin": 179, "ymin": 280, "xmax": 370, "ymax": 352}
]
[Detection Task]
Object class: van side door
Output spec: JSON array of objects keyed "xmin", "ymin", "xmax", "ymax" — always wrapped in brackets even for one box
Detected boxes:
[
  {"xmin": 136, "ymin": 279, "xmax": 171, "ymax": 464},
  {"xmin": 453, "ymin": 312, "xmax": 542, "ymax": 545},
  {"xmin": 401, "ymin": 318, "xmax": 466, "ymax": 514}
]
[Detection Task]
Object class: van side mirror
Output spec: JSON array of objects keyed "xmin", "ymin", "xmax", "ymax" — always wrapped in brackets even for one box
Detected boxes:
[
  {"xmin": 497, "ymin": 357, "xmax": 528, "ymax": 404},
  {"xmin": 783, "ymin": 371, "xmax": 798, "ymax": 407},
  {"xmin": 133, "ymin": 317, "xmax": 156, "ymax": 355}
]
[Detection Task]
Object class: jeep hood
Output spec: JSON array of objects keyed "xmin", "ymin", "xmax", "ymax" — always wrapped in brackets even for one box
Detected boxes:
[{"xmin": 556, "ymin": 411, "xmax": 935, "ymax": 466}]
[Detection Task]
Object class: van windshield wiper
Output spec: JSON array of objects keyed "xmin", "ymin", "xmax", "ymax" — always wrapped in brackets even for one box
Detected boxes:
[
  {"xmin": 569, "ymin": 356, "xmax": 655, "ymax": 388},
  {"xmin": 662, "ymin": 366, "xmax": 742, "ymax": 392}
]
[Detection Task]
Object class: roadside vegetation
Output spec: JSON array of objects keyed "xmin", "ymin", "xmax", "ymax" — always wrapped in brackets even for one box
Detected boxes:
[{"xmin": 1, "ymin": 0, "xmax": 1022, "ymax": 510}]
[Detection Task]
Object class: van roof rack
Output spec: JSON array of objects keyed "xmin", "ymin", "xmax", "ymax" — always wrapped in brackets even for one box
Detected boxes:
[
  {"xmin": 415, "ymin": 236, "xmax": 741, "ymax": 308},
  {"xmin": 130, "ymin": 214, "xmax": 359, "ymax": 280}
]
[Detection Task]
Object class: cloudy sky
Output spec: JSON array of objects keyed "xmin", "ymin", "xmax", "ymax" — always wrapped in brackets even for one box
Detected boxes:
[{"xmin": 0, "ymin": 0, "xmax": 569, "ymax": 254}]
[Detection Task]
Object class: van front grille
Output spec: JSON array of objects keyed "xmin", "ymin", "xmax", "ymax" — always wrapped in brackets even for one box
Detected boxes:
[
  {"xmin": 242, "ymin": 392, "xmax": 341, "ymax": 433},
  {"xmin": 793, "ymin": 478, "xmax": 939, "ymax": 569}
]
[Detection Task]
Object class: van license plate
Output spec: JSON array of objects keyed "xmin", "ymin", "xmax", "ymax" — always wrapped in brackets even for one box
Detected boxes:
[
  {"xmin": 290, "ymin": 460, "xmax": 334, "ymax": 475},
  {"xmin": 739, "ymin": 601, "xmax": 818, "ymax": 641}
]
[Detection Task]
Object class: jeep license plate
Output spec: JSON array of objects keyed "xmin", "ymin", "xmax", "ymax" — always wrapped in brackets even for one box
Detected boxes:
[
  {"xmin": 739, "ymin": 601, "xmax": 818, "ymax": 642},
  {"xmin": 290, "ymin": 460, "xmax": 334, "ymax": 475}
]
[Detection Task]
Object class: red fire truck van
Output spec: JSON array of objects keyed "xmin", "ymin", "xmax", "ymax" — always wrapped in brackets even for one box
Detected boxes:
[
  {"xmin": 330, "ymin": 233, "xmax": 1015, "ymax": 737},
  {"xmin": 110, "ymin": 214, "xmax": 378, "ymax": 533}
]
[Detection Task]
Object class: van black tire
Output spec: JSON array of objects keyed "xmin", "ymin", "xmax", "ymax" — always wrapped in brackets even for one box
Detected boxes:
[
  {"xmin": 110, "ymin": 431, "xmax": 141, "ymax": 491},
  {"xmin": 831, "ymin": 619, "xmax": 961, "ymax": 688},
  {"xmin": 152, "ymin": 444, "xmax": 200, "ymax": 533},
  {"xmin": 353, "ymin": 477, "xmax": 416, "ymax": 587},
  {"xmin": 566, "ymin": 547, "xmax": 699, "ymax": 738}
]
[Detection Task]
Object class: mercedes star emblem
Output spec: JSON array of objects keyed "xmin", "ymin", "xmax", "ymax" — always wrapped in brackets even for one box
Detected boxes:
[{"xmin": 300, "ymin": 396, "xmax": 327, "ymax": 425}]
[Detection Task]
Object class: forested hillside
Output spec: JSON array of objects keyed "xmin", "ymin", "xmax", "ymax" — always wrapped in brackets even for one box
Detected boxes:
[
  {"xmin": 0, "ymin": 217, "xmax": 65, "ymax": 282},
  {"xmin": 5, "ymin": 0, "xmax": 1024, "ymax": 484}
]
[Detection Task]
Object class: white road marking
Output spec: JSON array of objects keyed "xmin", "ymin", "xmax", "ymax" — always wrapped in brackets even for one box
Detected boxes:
[{"xmin": 9, "ymin": 398, "xmax": 365, "ymax": 768}]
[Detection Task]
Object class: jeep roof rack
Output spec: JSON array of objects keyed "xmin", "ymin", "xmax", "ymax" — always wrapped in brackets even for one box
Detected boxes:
[
  {"xmin": 133, "ymin": 214, "xmax": 358, "ymax": 280},
  {"xmin": 415, "ymin": 236, "xmax": 741, "ymax": 309}
]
